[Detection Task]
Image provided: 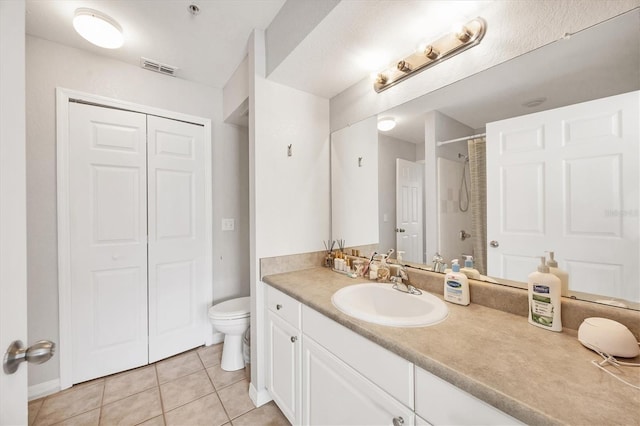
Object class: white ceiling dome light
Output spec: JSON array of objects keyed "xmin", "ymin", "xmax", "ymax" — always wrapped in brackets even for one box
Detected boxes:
[
  {"xmin": 73, "ymin": 8, "xmax": 124, "ymax": 49},
  {"xmin": 377, "ymin": 117, "xmax": 396, "ymax": 131}
]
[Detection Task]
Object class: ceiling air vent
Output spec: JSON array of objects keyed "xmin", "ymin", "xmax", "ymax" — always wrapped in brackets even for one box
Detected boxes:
[{"xmin": 140, "ymin": 57, "xmax": 178, "ymax": 77}]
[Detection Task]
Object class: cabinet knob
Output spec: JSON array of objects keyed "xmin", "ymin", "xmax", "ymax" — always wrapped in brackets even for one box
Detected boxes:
[
  {"xmin": 276, "ymin": 304, "xmax": 282, "ymax": 310},
  {"xmin": 290, "ymin": 336, "xmax": 297, "ymax": 343},
  {"xmin": 392, "ymin": 416, "xmax": 404, "ymax": 426}
]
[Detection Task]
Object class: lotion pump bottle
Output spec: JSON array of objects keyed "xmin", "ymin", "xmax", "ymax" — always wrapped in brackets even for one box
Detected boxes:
[
  {"xmin": 546, "ymin": 251, "xmax": 569, "ymax": 297},
  {"xmin": 460, "ymin": 255, "xmax": 481, "ymax": 280},
  {"xmin": 444, "ymin": 259, "xmax": 470, "ymax": 305},
  {"xmin": 528, "ymin": 257, "xmax": 562, "ymax": 332}
]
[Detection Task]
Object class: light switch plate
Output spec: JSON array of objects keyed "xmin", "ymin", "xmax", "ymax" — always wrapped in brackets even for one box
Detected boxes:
[{"xmin": 222, "ymin": 218, "xmax": 235, "ymax": 231}]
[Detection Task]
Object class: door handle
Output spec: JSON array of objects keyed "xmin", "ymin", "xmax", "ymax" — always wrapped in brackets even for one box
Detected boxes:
[
  {"xmin": 3, "ymin": 340, "xmax": 56, "ymax": 374},
  {"xmin": 490, "ymin": 240, "xmax": 499, "ymax": 248},
  {"xmin": 395, "ymin": 228, "xmax": 406, "ymax": 233}
]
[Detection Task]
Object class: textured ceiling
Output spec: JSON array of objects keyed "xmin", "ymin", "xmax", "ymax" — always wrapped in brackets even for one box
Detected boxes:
[
  {"xmin": 267, "ymin": 0, "xmax": 492, "ymax": 99},
  {"xmin": 25, "ymin": 0, "xmax": 285, "ymax": 88}
]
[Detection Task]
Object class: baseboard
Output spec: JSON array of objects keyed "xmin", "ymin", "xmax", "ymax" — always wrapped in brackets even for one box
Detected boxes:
[
  {"xmin": 249, "ymin": 383, "xmax": 272, "ymax": 408},
  {"xmin": 29, "ymin": 379, "xmax": 60, "ymax": 400}
]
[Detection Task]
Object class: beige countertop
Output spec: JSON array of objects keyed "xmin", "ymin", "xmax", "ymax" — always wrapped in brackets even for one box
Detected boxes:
[{"xmin": 262, "ymin": 267, "xmax": 640, "ymax": 426}]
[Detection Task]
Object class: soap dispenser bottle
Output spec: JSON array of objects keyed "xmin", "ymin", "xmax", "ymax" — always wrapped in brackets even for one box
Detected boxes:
[
  {"xmin": 528, "ymin": 256, "xmax": 562, "ymax": 332},
  {"xmin": 444, "ymin": 259, "xmax": 470, "ymax": 305},
  {"xmin": 546, "ymin": 251, "xmax": 569, "ymax": 297},
  {"xmin": 460, "ymin": 255, "xmax": 481, "ymax": 279}
]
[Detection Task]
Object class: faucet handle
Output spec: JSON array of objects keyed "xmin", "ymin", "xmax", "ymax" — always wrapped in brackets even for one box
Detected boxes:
[{"xmin": 399, "ymin": 269, "xmax": 409, "ymax": 280}]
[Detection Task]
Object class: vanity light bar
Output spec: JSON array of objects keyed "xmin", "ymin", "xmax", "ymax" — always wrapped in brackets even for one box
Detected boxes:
[{"xmin": 374, "ymin": 17, "xmax": 487, "ymax": 93}]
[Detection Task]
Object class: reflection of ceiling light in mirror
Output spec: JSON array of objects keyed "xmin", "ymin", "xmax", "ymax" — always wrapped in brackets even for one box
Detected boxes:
[
  {"xmin": 73, "ymin": 8, "xmax": 124, "ymax": 49},
  {"xmin": 522, "ymin": 97, "xmax": 547, "ymax": 108},
  {"xmin": 377, "ymin": 117, "xmax": 396, "ymax": 131}
]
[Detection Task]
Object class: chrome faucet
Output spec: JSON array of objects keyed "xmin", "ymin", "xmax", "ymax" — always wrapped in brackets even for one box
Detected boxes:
[
  {"xmin": 432, "ymin": 252, "xmax": 445, "ymax": 273},
  {"xmin": 391, "ymin": 265, "xmax": 422, "ymax": 295}
]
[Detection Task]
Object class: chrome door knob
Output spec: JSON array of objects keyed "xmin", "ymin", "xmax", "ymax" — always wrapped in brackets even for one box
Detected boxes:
[
  {"xmin": 392, "ymin": 416, "xmax": 404, "ymax": 426},
  {"xmin": 290, "ymin": 336, "xmax": 297, "ymax": 343},
  {"xmin": 490, "ymin": 240, "xmax": 499, "ymax": 247},
  {"xmin": 4, "ymin": 340, "xmax": 55, "ymax": 374}
]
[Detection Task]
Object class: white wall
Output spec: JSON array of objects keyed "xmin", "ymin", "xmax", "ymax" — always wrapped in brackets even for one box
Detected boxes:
[
  {"xmin": 253, "ymin": 79, "xmax": 330, "ymax": 258},
  {"xmin": 223, "ymin": 56, "xmax": 249, "ymax": 122},
  {"xmin": 378, "ymin": 134, "xmax": 417, "ymax": 253},
  {"xmin": 247, "ymin": 28, "xmax": 331, "ymax": 406},
  {"xmin": 265, "ymin": 0, "xmax": 340, "ymax": 76},
  {"xmin": 329, "ymin": 1, "xmax": 639, "ymax": 132},
  {"xmin": 331, "ymin": 116, "xmax": 378, "ymax": 247},
  {"xmin": 25, "ymin": 36, "xmax": 249, "ymax": 388}
]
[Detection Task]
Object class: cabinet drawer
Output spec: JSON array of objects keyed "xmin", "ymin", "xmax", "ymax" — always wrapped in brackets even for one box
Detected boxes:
[
  {"xmin": 266, "ymin": 285, "xmax": 301, "ymax": 329},
  {"xmin": 302, "ymin": 305, "xmax": 414, "ymax": 408},
  {"xmin": 415, "ymin": 366, "xmax": 522, "ymax": 425}
]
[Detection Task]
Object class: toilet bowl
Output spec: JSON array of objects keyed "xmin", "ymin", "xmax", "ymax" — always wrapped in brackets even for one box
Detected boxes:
[{"xmin": 208, "ymin": 297, "xmax": 250, "ymax": 371}]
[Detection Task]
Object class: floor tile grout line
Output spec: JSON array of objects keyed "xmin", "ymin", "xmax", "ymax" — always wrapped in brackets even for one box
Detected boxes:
[
  {"xmin": 34, "ymin": 347, "xmax": 229, "ymax": 426},
  {"xmin": 97, "ymin": 374, "xmax": 106, "ymax": 425},
  {"xmin": 160, "ymin": 372, "xmax": 216, "ymax": 415},
  {"xmin": 154, "ymin": 364, "xmax": 168, "ymax": 426},
  {"xmin": 156, "ymin": 351, "xmax": 208, "ymax": 386},
  {"xmin": 100, "ymin": 381, "xmax": 159, "ymax": 408},
  {"xmin": 200, "ymin": 351, "xmax": 233, "ymax": 425},
  {"xmin": 213, "ymin": 390, "xmax": 233, "ymax": 425},
  {"xmin": 29, "ymin": 399, "xmax": 43, "ymax": 426},
  {"xmin": 35, "ymin": 381, "xmax": 105, "ymax": 426}
]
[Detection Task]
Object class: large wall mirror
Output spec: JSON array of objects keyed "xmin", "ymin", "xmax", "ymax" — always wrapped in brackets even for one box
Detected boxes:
[{"xmin": 331, "ymin": 10, "xmax": 639, "ymax": 310}]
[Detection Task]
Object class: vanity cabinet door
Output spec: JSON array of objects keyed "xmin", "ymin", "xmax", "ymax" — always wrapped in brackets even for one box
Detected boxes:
[
  {"xmin": 415, "ymin": 366, "xmax": 522, "ymax": 425},
  {"xmin": 266, "ymin": 310, "xmax": 300, "ymax": 425},
  {"xmin": 302, "ymin": 336, "xmax": 414, "ymax": 426}
]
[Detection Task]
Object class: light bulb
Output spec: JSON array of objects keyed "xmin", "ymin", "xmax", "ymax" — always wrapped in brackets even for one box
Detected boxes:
[
  {"xmin": 73, "ymin": 8, "xmax": 124, "ymax": 49},
  {"xmin": 377, "ymin": 117, "xmax": 396, "ymax": 132}
]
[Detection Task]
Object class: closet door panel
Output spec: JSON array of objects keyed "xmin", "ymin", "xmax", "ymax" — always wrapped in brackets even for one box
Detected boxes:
[
  {"xmin": 147, "ymin": 116, "xmax": 208, "ymax": 362},
  {"xmin": 68, "ymin": 103, "xmax": 148, "ymax": 383}
]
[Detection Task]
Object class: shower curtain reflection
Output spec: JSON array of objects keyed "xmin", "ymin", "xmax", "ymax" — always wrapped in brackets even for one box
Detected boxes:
[{"xmin": 468, "ymin": 137, "xmax": 487, "ymax": 275}]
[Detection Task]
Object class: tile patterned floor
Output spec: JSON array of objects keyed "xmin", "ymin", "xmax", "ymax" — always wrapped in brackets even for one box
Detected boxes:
[{"xmin": 28, "ymin": 344, "xmax": 289, "ymax": 426}]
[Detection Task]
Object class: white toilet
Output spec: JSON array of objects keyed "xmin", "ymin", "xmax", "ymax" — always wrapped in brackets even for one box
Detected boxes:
[{"xmin": 208, "ymin": 297, "xmax": 251, "ymax": 371}]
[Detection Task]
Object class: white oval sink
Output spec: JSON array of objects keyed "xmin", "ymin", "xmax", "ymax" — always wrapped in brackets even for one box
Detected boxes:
[{"xmin": 331, "ymin": 283, "xmax": 448, "ymax": 327}]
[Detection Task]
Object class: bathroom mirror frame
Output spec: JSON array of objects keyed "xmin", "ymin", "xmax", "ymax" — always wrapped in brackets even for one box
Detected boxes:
[{"xmin": 330, "ymin": 10, "xmax": 640, "ymax": 310}]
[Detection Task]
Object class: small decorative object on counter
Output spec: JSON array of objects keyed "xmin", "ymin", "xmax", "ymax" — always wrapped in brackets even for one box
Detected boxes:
[
  {"xmin": 377, "ymin": 254, "xmax": 391, "ymax": 282},
  {"xmin": 528, "ymin": 256, "xmax": 562, "ymax": 332},
  {"xmin": 323, "ymin": 240, "xmax": 335, "ymax": 268},
  {"xmin": 353, "ymin": 259, "xmax": 365, "ymax": 277}
]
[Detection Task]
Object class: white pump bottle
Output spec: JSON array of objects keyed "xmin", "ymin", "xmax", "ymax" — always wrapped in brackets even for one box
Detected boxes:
[
  {"xmin": 528, "ymin": 256, "xmax": 562, "ymax": 332},
  {"xmin": 546, "ymin": 251, "xmax": 569, "ymax": 297}
]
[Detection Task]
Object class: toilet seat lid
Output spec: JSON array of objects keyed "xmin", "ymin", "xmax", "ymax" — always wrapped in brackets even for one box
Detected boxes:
[{"xmin": 209, "ymin": 297, "xmax": 251, "ymax": 319}]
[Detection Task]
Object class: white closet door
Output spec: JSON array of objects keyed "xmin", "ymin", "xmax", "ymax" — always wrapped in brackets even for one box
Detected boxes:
[
  {"xmin": 69, "ymin": 103, "xmax": 148, "ymax": 383},
  {"xmin": 147, "ymin": 115, "xmax": 208, "ymax": 362}
]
